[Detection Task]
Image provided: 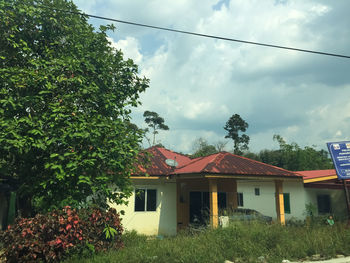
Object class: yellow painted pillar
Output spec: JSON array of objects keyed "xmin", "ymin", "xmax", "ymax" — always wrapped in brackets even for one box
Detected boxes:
[
  {"xmin": 275, "ymin": 180, "xmax": 285, "ymax": 225},
  {"xmin": 176, "ymin": 180, "xmax": 182, "ymax": 232},
  {"xmin": 209, "ymin": 179, "xmax": 219, "ymax": 228},
  {"xmin": 176, "ymin": 180, "xmax": 189, "ymax": 232},
  {"xmin": 227, "ymin": 179, "xmax": 238, "ymax": 210}
]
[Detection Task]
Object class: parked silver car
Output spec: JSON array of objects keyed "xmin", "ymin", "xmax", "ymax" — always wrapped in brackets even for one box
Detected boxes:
[{"xmin": 228, "ymin": 208, "xmax": 272, "ymax": 222}]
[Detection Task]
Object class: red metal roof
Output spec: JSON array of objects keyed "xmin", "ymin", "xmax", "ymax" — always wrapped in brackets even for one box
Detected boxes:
[
  {"xmin": 296, "ymin": 169, "xmax": 336, "ymax": 180},
  {"xmin": 137, "ymin": 146, "xmax": 192, "ymax": 176},
  {"xmin": 136, "ymin": 147, "xmax": 299, "ymax": 178},
  {"xmin": 296, "ymin": 169, "xmax": 350, "ymax": 190},
  {"xmin": 175, "ymin": 152, "xmax": 297, "ymax": 177}
]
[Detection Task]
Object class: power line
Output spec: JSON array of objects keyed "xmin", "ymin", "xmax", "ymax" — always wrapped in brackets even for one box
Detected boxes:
[{"xmin": 37, "ymin": 5, "xmax": 350, "ymax": 59}]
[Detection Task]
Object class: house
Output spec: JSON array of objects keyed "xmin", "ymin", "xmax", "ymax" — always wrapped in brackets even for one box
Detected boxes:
[
  {"xmin": 112, "ymin": 146, "xmax": 305, "ymax": 236},
  {"xmin": 297, "ymin": 169, "xmax": 349, "ymax": 219}
]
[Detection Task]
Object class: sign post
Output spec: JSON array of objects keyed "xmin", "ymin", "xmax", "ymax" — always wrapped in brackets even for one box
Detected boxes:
[
  {"xmin": 342, "ymin": 180, "xmax": 350, "ymax": 220},
  {"xmin": 327, "ymin": 141, "xmax": 350, "ymax": 224}
]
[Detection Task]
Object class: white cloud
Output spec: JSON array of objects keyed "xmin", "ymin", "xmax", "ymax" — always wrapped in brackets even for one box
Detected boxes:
[
  {"xmin": 107, "ymin": 37, "xmax": 143, "ymax": 65},
  {"xmin": 184, "ymin": 101, "xmax": 213, "ymax": 120},
  {"xmin": 310, "ymin": 4, "xmax": 330, "ymax": 16},
  {"xmin": 75, "ymin": 0, "xmax": 350, "ymax": 154}
]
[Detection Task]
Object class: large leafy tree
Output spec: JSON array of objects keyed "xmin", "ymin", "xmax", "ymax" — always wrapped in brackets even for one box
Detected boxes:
[
  {"xmin": 143, "ymin": 111, "xmax": 169, "ymax": 146},
  {"xmin": 224, "ymin": 114, "xmax": 250, "ymax": 155},
  {"xmin": 0, "ymin": 0, "xmax": 149, "ymax": 213}
]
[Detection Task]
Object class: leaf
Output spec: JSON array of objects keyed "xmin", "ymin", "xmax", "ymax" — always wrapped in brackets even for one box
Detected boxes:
[{"xmin": 0, "ymin": 0, "xmax": 148, "ymax": 210}]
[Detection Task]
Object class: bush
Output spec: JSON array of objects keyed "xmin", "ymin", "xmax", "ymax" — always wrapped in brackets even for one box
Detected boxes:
[{"xmin": 0, "ymin": 206, "xmax": 123, "ymax": 262}]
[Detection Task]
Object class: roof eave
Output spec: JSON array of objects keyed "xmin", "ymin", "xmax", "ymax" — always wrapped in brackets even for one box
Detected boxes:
[{"xmin": 171, "ymin": 172, "xmax": 303, "ymax": 181}]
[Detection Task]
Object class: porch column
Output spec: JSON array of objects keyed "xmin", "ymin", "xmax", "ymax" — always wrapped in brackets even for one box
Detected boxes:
[
  {"xmin": 227, "ymin": 179, "xmax": 238, "ymax": 210},
  {"xmin": 176, "ymin": 180, "xmax": 189, "ymax": 231},
  {"xmin": 209, "ymin": 179, "xmax": 218, "ymax": 228},
  {"xmin": 176, "ymin": 180, "xmax": 182, "ymax": 232},
  {"xmin": 275, "ymin": 180, "xmax": 285, "ymax": 225}
]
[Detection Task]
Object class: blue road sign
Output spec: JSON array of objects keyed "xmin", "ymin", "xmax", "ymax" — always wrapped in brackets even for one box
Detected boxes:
[{"xmin": 327, "ymin": 141, "xmax": 350, "ymax": 179}]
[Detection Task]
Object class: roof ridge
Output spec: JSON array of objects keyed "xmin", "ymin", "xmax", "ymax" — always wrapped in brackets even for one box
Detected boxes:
[
  {"xmin": 152, "ymin": 146, "xmax": 166, "ymax": 160},
  {"xmin": 152, "ymin": 146, "xmax": 191, "ymax": 159},
  {"xmin": 175, "ymin": 154, "xmax": 208, "ymax": 170},
  {"xmin": 203, "ymin": 152, "xmax": 225, "ymax": 172},
  {"xmin": 207, "ymin": 152, "xmax": 221, "ymax": 162},
  {"xmin": 174, "ymin": 152, "xmax": 222, "ymax": 171}
]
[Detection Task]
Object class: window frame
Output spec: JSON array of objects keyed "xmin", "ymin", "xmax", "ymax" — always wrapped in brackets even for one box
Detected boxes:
[
  {"xmin": 317, "ymin": 194, "xmax": 331, "ymax": 214},
  {"xmin": 134, "ymin": 188, "xmax": 157, "ymax": 212},
  {"xmin": 254, "ymin": 188, "xmax": 260, "ymax": 196},
  {"xmin": 237, "ymin": 192, "xmax": 244, "ymax": 207},
  {"xmin": 283, "ymin": 193, "xmax": 291, "ymax": 214}
]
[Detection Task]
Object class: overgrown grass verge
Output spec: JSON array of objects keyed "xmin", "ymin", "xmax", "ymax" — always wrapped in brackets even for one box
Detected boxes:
[{"xmin": 65, "ymin": 222, "xmax": 350, "ymax": 263}]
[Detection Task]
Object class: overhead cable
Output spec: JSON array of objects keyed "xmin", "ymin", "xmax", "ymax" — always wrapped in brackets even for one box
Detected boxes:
[{"xmin": 36, "ymin": 5, "xmax": 350, "ymax": 59}]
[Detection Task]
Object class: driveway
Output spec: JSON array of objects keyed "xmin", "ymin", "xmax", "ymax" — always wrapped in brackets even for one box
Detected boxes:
[{"xmin": 290, "ymin": 257, "xmax": 350, "ymax": 263}]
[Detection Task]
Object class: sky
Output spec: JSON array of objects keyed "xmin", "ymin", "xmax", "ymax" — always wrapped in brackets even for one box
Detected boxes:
[{"xmin": 74, "ymin": 0, "xmax": 350, "ymax": 154}]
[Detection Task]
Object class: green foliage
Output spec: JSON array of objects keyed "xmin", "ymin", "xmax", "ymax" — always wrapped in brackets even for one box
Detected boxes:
[
  {"xmin": 143, "ymin": 111, "xmax": 169, "ymax": 147},
  {"xmin": 224, "ymin": 114, "xmax": 250, "ymax": 155},
  {"xmin": 304, "ymin": 202, "xmax": 317, "ymax": 218},
  {"xmin": 64, "ymin": 223, "xmax": 350, "ymax": 263},
  {"xmin": 191, "ymin": 138, "xmax": 218, "ymax": 158},
  {"xmin": 0, "ymin": 0, "xmax": 149, "ymax": 211},
  {"xmin": 0, "ymin": 206, "xmax": 123, "ymax": 262},
  {"xmin": 103, "ymin": 224, "xmax": 118, "ymax": 240},
  {"xmin": 190, "ymin": 138, "xmax": 227, "ymax": 158},
  {"xmin": 244, "ymin": 135, "xmax": 333, "ymax": 171}
]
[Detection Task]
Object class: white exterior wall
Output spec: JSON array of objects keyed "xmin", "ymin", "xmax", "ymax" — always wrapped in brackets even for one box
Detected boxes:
[
  {"xmin": 111, "ymin": 178, "xmax": 347, "ymax": 236},
  {"xmin": 284, "ymin": 181, "xmax": 308, "ymax": 220},
  {"xmin": 304, "ymin": 188, "xmax": 347, "ymax": 218},
  {"xmin": 237, "ymin": 180, "xmax": 306, "ymax": 220},
  {"xmin": 111, "ymin": 179, "xmax": 177, "ymax": 236}
]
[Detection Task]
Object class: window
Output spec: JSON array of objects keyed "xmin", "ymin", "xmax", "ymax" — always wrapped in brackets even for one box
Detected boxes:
[
  {"xmin": 237, "ymin": 192, "xmax": 244, "ymax": 207},
  {"xmin": 134, "ymin": 189, "xmax": 145, "ymax": 211},
  {"xmin": 134, "ymin": 189, "xmax": 157, "ymax": 212},
  {"xmin": 147, "ymin": 189, "xmax": 157, "ymax": 211},
  {"xmin": 317, "ymin": 195, "xmax": 331, "ymax": 214},
  {"xmin": 255, "ymin": 188, "xmax": 260, "ymax": 196},
  {"xmin": 283, "ymin": 193, "xmax": 291, "ymax": 214}
]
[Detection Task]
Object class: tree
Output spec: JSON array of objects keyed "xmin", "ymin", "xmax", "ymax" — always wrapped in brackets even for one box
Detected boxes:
[
  {"xmin": 191, "ymin": 138, "xmax": 227, "ymax": 158},
  {"xmin": 224, "ymin": 114, "xmax": 250, "ymax": 155},
  {"xmin": 215, "ymin": 141, "xmax": 228, "ymax": 152},
  {"xmin": 191, "ymin": 138, "xmax": 217, "ymax": 158},
  {"xmin": 0, "ymin": 0, "xmax": 149, "ymax": 213},
  {"xmin": 244, "ymin": 135, "xmax": 334, "ymax": 171},
  {"xmin": 271, "ymin": 135, "xmax": 333, "ymax": 171},
  {"xmin": 143, "ymin": 111, "xmax": 169, "ymax": 146}
]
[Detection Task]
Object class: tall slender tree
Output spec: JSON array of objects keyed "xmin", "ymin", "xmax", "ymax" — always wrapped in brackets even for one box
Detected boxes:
[
  {"xmin": 224, "ymin": 114, "xmax": 250, "ymax": 155},
  {"xmin": 143, "ymin": 111, "xmax": 169, "ymax": 146}
]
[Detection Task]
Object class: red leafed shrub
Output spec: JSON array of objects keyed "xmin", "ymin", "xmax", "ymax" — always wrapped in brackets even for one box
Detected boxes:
[{"xmin": 0, "ymin": 206, "xmax": 123, "ymax": 262}]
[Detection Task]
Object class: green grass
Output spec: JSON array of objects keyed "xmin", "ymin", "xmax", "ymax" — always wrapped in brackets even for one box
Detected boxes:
[{"xmin": 65, "ymin": 221, "xmax": 350, "ymax": 263}]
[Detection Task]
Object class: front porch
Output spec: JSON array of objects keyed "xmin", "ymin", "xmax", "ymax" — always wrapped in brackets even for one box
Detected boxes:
[{"xmin": 176, "ymin": 175, "xmax": 289, "ymax": 230}]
